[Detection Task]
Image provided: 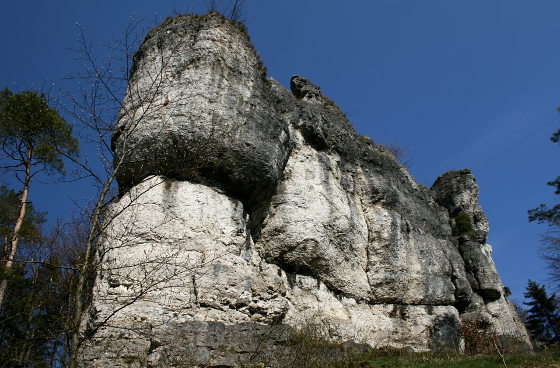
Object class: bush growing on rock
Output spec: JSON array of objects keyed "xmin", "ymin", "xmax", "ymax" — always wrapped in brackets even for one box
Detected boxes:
[{"xmin": 453, "ymin": 212, "xmax": 474, "ymax": 236}]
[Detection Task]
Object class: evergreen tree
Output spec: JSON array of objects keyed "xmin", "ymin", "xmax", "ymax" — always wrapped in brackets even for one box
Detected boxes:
[
  {"xmin": 523, "ymin": 280, "xmax": 560, "ymax": 344},
  {"xmin": 0, "ymin": 188, "xmax": 65, "ymax": 367},
  {"xmin": 0, "ymin": 88, "xmax": 78, "ymax": 308},
  {"xmin": 0, "ymin": 257, "xmax": 74, "ymax": 367},
  {"xmin": 0, "ymin": 185, "xmax": 45, "ymax": 259},
  {"xmin": 529, "ymin": 123, "xmax": 560, "ymax": 283}
]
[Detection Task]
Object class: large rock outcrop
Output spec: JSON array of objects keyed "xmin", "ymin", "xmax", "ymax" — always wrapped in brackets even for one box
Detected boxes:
[{"xmin": 80, "ymin": 12, "xmax": 532, "ymax": 367}]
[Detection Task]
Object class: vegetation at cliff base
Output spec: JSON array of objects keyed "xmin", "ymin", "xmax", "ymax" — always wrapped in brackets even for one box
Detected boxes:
[
  {"xmin": 243, "ymin": 346, "xmax": 560, "ymax": 368},
  {"xmin": 328, "ymin": 348, "xmax": 560, "ymax": 368},
  {"xmin": 524, "ymin": 280, "xmax": 560, "ymax": 344}
]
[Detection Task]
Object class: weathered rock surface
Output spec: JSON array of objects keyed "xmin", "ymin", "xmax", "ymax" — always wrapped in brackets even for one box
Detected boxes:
[
  {"xmin": 113, "ymin": 13, "xmax": 290, "ymax": 224},
  {"xmin": 81, "ymin": 12, "xmax": 532, "ymax": 367},
  {"xmin": 430, "ymin": 169, "xmax": 531, "ymax": 347},
  {"xmin": 81, "ymin": 177, "xmax": 463, "ymax": 367}
]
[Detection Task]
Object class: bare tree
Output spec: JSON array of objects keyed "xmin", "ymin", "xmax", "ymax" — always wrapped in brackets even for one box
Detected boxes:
[
  {"xmin": 60, "ymin": 19, "xmax": 173, "ymax": 367},
  {"xmin": 60, "ymin": 13, "xmax": 240, "ymax": 367},
  {"xmin": 381, "ymin": 142, "xmax": 411, "ymax": 168},
  {"xmin": 540, "ymin": 222, "xmax": 560, "ymax": 286},
  {"xmin": 205, "ymin": 0, "xmax": 246, "ymax": 21},
  {"xmin": 0, "ymin": 6, "xmax": 252, "ymax": 366},
  {"xmin": 228, "ymin": 0, "xmax": 246, "ymax": 22},
  {"xmin": 0, "ymin": 216, "xmax": 84, "ymax": 367}
]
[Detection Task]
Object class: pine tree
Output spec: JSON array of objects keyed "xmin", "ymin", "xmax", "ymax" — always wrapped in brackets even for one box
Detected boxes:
[
  {"xmin": 0, "ymin": 255, "xmax": 74, "ymax": 367},
  {"xmin": 523, "ymin": 280, "xmax": 560, "ymax": 344},
  {"xmin": 0, "ymin": 185, "xmax": 45, "ymax": 257},
  {"xmin": 529, "ymin": 122, "xmax": 560, "ymax": 283},
  {"xmin": 0, "ymin": 88, "xmax": 78, "ymax": 308}
]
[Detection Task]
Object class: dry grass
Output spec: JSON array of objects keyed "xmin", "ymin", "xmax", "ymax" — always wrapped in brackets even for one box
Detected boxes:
[{"xmin": 241, "ymin": 322, "xmax": 559, "ymax": 368}]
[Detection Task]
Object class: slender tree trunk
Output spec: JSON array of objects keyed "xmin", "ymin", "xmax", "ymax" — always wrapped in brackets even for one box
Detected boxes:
[
  {"xmin": 68, "ymin": 172, "xmax": 116, "ymax": 368},
  {"xmin": 2, "ymin": 236, "xmax": 7, "ymax": 258},
  {"xmin": 0, "ymin": 150, "xmax": 31, "ymax": 308},
  {"xmin": 49, "ymin": 336, "xmax": 61, "ymax": 368},
  {"xmin": 18, "ymin": 265, "xmax": 40, "ymax": 366}
]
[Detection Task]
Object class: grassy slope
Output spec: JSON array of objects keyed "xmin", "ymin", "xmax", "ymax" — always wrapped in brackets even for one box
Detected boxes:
[{"xmin": 331, "ymin": 349, "xmax": 560, "ymax": 368}]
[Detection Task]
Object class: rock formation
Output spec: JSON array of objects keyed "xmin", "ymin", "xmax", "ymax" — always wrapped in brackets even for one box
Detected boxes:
[{"xmin": 80, "ymin": 12, "xmax": 531, "ymax": 367}]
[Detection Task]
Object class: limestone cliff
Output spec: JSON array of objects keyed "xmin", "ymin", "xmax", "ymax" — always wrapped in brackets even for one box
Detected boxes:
[{"xmin": 81, "ymin": 12, "xmax": 531, "ymax": 367}]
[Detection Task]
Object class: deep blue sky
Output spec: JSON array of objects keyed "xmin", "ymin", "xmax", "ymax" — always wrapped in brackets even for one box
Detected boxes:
[{"xmin": 1, "ymin": 0, "xmax": 559, "ymax": 301}]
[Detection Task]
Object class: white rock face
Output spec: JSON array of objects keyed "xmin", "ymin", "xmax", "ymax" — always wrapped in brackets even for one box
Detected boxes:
[
  {"xmin": 258, "ymin": 134, "xmax": 371, "ymax": 299},
  {"xmin": 81, "ymin": 177, "xmax": 463, "ymax": 367},
  {"xmin": 80, "ymin": 12, "xmax": 532, "ymax": 368},
  {"xmin": 284, "ymin": 274, "xmax": 462, "ymax": 352},
  {"xmin": 258, "ymin": 130, "xmax": 458, "ymax": 306},
  {"xmin": 81, "ymin": 177, "xmax": 287, "ymax": 366},
  {"xmin": 88, "ymin": 176, "xmax": 289, "ymax": 324}
]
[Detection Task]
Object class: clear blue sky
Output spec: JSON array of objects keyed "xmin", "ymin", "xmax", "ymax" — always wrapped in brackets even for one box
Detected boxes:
[{"xmin": 1, "ymin": 0, "xmax": 559, "ymax": 301}]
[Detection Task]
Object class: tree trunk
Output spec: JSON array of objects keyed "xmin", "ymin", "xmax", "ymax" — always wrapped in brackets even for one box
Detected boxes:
[
  {"xmin": 0, "ymin": 150, "xmax": 31, "ymax": 308},
  {"xmin": 68, "ymin": 175, "xmax": 115, "ymax": 368},
  {"xmin": 67, "ymin": 139, "xmax": 127, "ymax": 368}
]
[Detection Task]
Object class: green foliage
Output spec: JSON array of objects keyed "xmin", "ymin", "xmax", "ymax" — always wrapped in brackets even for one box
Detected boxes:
[
  {"xmin": 452, "ymin": 212, "xmax": 473, "ymax": 236},
  {"xmin": 0, "ymin": 88, "xmax": 78, "ymax": 366},
  {"xmin": 529, "ymin": 118, "xmax": 560, "ymax": 284},
  {"xmin": 529, "ymin": 120, "xmax": 560, "ymax": 227},
  {"xmin": 552, "ymin": 127, "xmax": 560, "ymax": 143},
  {"xmin": 245, "ymin": 334, "xmax": 558, "ymax": 368},
  {"xmin": 0, "ymin": 88, "xmax": 78, "ymax": 175},
  {"xmin": 0, "ymin": 185, "xmax": 45, "ymax": 250},
  {"xmin": 528, "ymin": 176, "xmax": 560, "ymax": 225},
  {"xmin": 523, "ymin": 280, "xmax": 560, "ymax": 344},
  {"xmin": 554, "ymin": 109, "xmax": 560, "ymax": 143},
  {"xmin": 0, "ymin": 261, "xmax": 74, "ymax": 367}
]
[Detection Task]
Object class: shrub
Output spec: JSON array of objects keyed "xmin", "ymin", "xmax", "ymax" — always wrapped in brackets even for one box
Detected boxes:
[
  {"xmin": 452, "ymin": 212, "xmax": 473, "ymax": 236},
  {"xmin": 460, "ymin": 319, "xmax": 501, "ymax": 355},
  {"xmin": 272, "ymin": 323, "xmax": 340, "ymax": 368}
]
